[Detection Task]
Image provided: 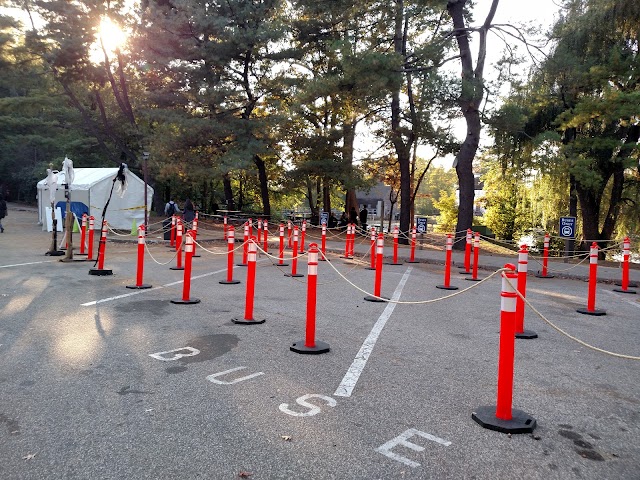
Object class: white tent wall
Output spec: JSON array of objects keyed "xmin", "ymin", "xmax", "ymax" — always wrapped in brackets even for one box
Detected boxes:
[{"xmin": 37, "ymin": 168, "xmax": 154, "ymax": 230}]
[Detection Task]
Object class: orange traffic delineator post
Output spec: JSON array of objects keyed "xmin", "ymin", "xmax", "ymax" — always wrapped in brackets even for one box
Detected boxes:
[
  {"xmin": 87, "ymin": 216, "xmax": 95, "ymax": 261},
  {"xmin": 169, "ymin": 215, "xmax": 176, "ymax": 248},
  {"xmin": 613, "ymin": 237, "xmax": 637, "ymax": 294},
  {"xmin": 460, "ymin": 228, "xmax": 473, "ymax": 274},
  {"xmin": 365, "ymin": 233, "xmax": 388, "ymax": 302},
  {"xmin": 220, "ymin": 225, "xmax": 240, "ymax": 285},
  {"xmin": 232, "ymin": 238, "xmax": 265, "ymax": 324},
  {"xmin": 577, "ymin": 242, "xmax": 607, "ymax": 316},
  {"xmin": 89, "ymin": 220, "xmax": 113, "ymax": 276},
  {"xmin": 385, "ymin": 225, "xmax": 403, "ymax": 265},
  {"xmin": 223, "ymin": 215, "xmax": 228, "ymax": 241},
  {"xmin": 535, "ymin": 233, "xmax": 554, "ymax": 278},
  {"xmin": 365, "ymin": 227, "xmax": 376, "ymax": 271},
  {"xmin": 285, "ymin": 226, "xmax": 304, "ymax": 278},
  {"xmin": 275, "ymin": 223, "xmax": 289, "ymax": 266},
  {"xmin": 407, "ymin": 226, "xmax": 419, "ymax": 263},
  {"xmin": 191, "ymin": 214, "xmax": 200, "ymax": 258},
  {"xmin": 127, "ymin": 225, "xmax": 152, "ymax": 289},
  {"xmin": 237, "ymin": 222, "xmax": 249, "ymax": 266},
  {"xmin": 465, "ymin": 232, "xmax": 482, "ymax": 281},
  {"xmin": 436, "ymin": 234, "xmax": 458, "ymax": 290},
  {"xmin": 291, "ymin": 243, "xmax": 330, "ymax": 355},
  {"xmin": 299, "ymin": 220, "xmax": 307, "ymax": 254},
  {"xmin": 170, "ymin": 220, "xmax": 185, "ymax": 271},
  {"xmin": 319, "ymin": 222, "xmax": 327, "ymax": 261},
  {"xmin": 248, "ymin": 217, "xmax": 253, "ymax": 238},
  {"xmin": 515, "ymin": 244, "xmax": 537, "ymax": 339},
  {"xmin": 171, "ymin": 231, "xmax": 200, "ymax": 304},
  {"xmin": 287, "ymin": 220, "xmax": 293, "ymax": 249},
  {"xmin": 262, "ymin": 220, "xmax": 268, "ymax": 253},
  {"xmin": 341, "ymin": 224, "xmax": 353, "ymax": 259},
  {"xmin": 257, "ymin": 219, "xmax": 263, "ymax": 243},
  {"xmin": 78, "ymin": 213, "xmax": 88, "ymax": 256},
  {"xmin": 472, "ymin": 263, "xmax": 537, "ymax": 434}
]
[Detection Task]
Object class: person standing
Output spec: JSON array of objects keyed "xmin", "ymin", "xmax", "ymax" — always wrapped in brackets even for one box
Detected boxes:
[
  {"xmin": 183, "ymin": 198, "xmax": 196, "ymax": 224},
  {"xmin": 349, "ymin": 206, "xmax": 358, "ymax": 226},
  {"xmin": 164, "ymin": 198, "xmax": 181, "ymax": 217},
  {"xmin": 0, "ymin": 194, "xmax": 6, "ymax": 233},
  {"xmin": 359, "ymin": 206, "xmax": 368, "ymax": 232}
]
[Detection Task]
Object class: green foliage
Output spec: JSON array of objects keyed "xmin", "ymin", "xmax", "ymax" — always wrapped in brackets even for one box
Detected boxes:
[
  {"xmin": 414, "ymin": 165, "xmax": 457, "ymax": 216},
  {"xmin": 433, "ymin": 190, "xmax": 458, "ymax": 233}
]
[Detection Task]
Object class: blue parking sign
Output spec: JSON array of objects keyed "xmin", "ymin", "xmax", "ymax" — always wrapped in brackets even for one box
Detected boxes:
[{"xmin": 559, "ymin": 216, "xmax": 576, "ymax": 239}]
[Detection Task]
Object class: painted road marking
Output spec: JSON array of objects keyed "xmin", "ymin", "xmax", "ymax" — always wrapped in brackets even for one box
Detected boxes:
[
  {"xmin": 376, "ymin": 428, "xmax": 452, "ymax": 468},
  {"xmin": 81, "ymin": 267, "xmax": 228, "ymax": 306},
  {"xmin": 149, "ymin": 347, "xmax": 200, "ymax": 361},
  {"xmin": 279, "ymin": 394, "xmax": 337, "ymax": 417},
  {"xmin": 207, "ymin": 367, "xmax": 264, "ymax": 385},
  {"xmin": 334, "ymin": 267, "xmax": 413, "ymax": 397},
  {"xmin": 604, "ymin": 289, "xmax": 640, "ymax": 309},
  {"xmin": 0, "ymin": 260, "xmax": 55, "ymax": 269}
]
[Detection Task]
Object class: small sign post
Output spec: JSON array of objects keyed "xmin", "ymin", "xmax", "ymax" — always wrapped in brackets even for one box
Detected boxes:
[
  {"xmin": 416, "ymin": 217, "xmax": 428, "ymax": 234},
  {"xmin": 559, "ymin": 216, "xmax": 576, "ymax": 262}
]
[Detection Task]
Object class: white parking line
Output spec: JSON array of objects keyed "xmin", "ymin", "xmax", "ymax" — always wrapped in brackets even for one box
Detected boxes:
[
  {"xmin": 81, "ymin": 268, "xmax": 228, "ymax": 306},
  {"xmin": 334, "ymin": 267, "xmax": 413, "ymax": 397},
  {"xmin": 604, "ymin": 289, "xmax": 640, "ymax": 309},
  {"xmin": 0, "ymin": 260, "xmax": 55, "ymax": 269}
]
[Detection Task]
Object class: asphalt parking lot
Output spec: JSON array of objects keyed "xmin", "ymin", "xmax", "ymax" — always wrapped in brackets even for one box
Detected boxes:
[{"xmin": 1, "ymin": 206, "xmax": 639, "ymax": 479}]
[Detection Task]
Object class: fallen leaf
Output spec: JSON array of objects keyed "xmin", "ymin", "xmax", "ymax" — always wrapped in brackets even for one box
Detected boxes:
[
  {"xmin": 281, "ymin": 435, "xmax": 292, "ymax": 441},
  {"xmin": 238, "ymin": 472, "xmax": 253, "ymax": 478},
  {"xmin": 22, "ymin": 453, "xmax": 36, "ymax": 460}
]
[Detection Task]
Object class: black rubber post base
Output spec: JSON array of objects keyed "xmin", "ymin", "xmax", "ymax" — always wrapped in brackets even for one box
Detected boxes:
[
  {"xmin": 406, "ymin": 260, "xmax": 420, "ymax": 264},
  {"xmin": 364, "ymin": 295, "xmax": 388, "ymax": 302},
  {"xmin": 236, "ymin": 263, "xmax": 248, "ymax": 267},
  {"xmin": 273, "ymin": 262, "xmax": 289, "ymax": 267},
  {"xmin": 535, "ymin": 273, "xmax": 555, "ymax": 279},
  {"xmin": 88, "ymin": 268, "xmax": 113, "ymax": 276},
  {"xmin": 364, "ymin": 266, "xmax": 376, "ymax": 270},
  {"xmin": 384, "ymin": 262, "xmax": 403, "ymax": 266},
  {"xmin": 613, "ymin": 288, "xmax": 637, "ymax": 294},
  {"xmin": 219, "ymin": 280, "xmax": 241, "ymax": 285},
  {"xmin": 465, "ymin": 277, "xmax": 482, "ymax": 282},
  {"xmin": 284, "ymin": 273, "xmax": 304, "ymax": 278},
  {"xmin": 459, "ymin": 268, "xmax": 472, "ymax": 274},
  {"xmin": 126, "ymin": 284, "xmax": 153, "ymax": 289},
  {"xmin": 576, "ymin": 307, "xmax": 607, "ymax": 316},
  {"xmin": 75, "ymin": 252, "xmax": 88, "ymax": 256},
  {"xmin": 615, "ymin": 281, "xmax": 638, "ymax": 288},
  {"xmin": 169, "ymin": 266, "xmax": 185, "ymax": 271},
  {"xmin": 472, "ymin": 406, "xmax": 536, "ymax": 434},
  {"xmin": 515, "ymin": 329, "xmax": 538, "ymax": 339},
  {"xmin": 232, "ymin": 318, "xmax": 266, "ymax": 325},
  {"xmin": 73, "ymin": 257, "xmax": 89, "ymax": 262},
  {"xmin": 340, "ymin": 255, "xmax": 353, "ymax": 259},
  {"xmin": 436, "ymin": 285, "xmax": 459, "ymax": 290},
  {"xmin": 192, "ymin": 254, "xmax": 201, "ymax": 258},
  {"xmin": 46, "ymin": 250, "xmax": 65, "ymax": 256},
  {"xmin": 290, "ymin": 340, "xmax": 330, "ymax": 355},
  {"xmin": 171, "ymin": 298, "xmax": 201, "ymax": 304}
]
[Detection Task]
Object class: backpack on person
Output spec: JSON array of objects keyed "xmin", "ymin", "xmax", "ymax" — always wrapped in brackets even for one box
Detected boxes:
[{"xmin": 166, "ymin": 201, "xmax": 176, "ymax": 216}]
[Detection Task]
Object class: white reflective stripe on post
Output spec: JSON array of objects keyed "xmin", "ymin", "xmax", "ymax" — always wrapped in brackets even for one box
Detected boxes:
[
  {"xmin": 377, "ymin": 237, "xmax": 384, "ymax": 254},
  {"xmin": 308, "ymin": 264, "xmax": 318, "ymax": 275},
  {"xmin": 193, "ymin": 219, "xmax": 198, "ymax": 231},
  {"xmin": 302, "ymin": 221, "xmax": 306, "ymax": 231},
  {"xmin": 248, "ymin": 241, "xmax": 257, "ymax": 262},
  {"xmin": 518, "ymin": 251, "xmax": 528, "ymax": 273},
  {"xmin": 280, "ymin": 225, "xmax": 284, "ymax": 235},
  {"xmin": 102, "ymin": 222, "xmax": 108, "ymax": 238},
  {"xmin": 467, "ymin": 230, "xmax": 472, "ymax": 243},
  {"xmin": 474, "ymin": 233, "xmax": 480, "ymax": 246},
  {"xmin": 590, "ymin": 246, "xmax": 598, "ymax": 263},
  {"xmin": 185, "ymin": 234, "xmax": 193, "ymax": 253},
  {"xmin": 138, "ymin": 234, "xmax": 145, "ymax": 245},
  {"xmin": 394, "ymin": 226, "xmax": 398, "ymax": 238},
  {"xmin": 501, "ymin": 276, "xmax": 517, "ymax": 312},
  {"xmin": 294, "ymin": 228, "xmax": 299, "ymax": 241},
  {"xmin": 244, "ymin": 224, "xmax": 249, "ymax": 235},
  {"xmin": 446, "ymin": 237, "xmax": 452, "ymax": 250}
]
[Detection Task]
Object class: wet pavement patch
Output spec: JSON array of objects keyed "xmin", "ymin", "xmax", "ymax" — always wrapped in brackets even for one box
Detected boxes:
[
  {"xmin": 559, "ymin": 428, "xmax": 605, "ymax": 461},
  {"xmin": 178, "ymin": 334, "xmax": 239, "ymax": 364},
  {"xmin": 117, "ymin": 386, "xmax": 153, "ymax": 395},
  {"xmin": 114, "ymin": 300, "xmax": 170, "ymax": 317},
  {"xmin": 0, "ymin": 413, "xmax": 20, "ymax": 434}
]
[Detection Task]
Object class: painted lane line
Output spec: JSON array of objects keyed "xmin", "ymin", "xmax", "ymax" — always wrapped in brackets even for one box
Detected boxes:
[
  {"xmin": 334, "ymin": 267, "xmax": 413, "ymax": 397},
  {"xmin": 0, "ymin": 260, "xmax": 55, "ymax": 269},
  {"xmin": 604, "ymin": 289, "xmax": 640, "ymax": 309},
  {"xmin": 81, "ymin": 267, "xmax": 228, "ymax": 306}
]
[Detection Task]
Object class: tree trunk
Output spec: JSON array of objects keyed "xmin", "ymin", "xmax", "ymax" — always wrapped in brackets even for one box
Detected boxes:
[
  {"xmin": 254, "ymin": 155, "xmax": 271, "ymax": 217},
  {"xmin": 323, "ymin": 178, "xmax": 331, "ymax": 215},
  {"xmin": 222, "ymin": 173, "xmax": 235, "ymax": 210}
]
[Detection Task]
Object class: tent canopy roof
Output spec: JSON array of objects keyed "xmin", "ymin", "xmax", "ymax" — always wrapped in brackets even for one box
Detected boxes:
[{"xmin": 36, "ymin": 168, "xmax": 139, "ymax": 190}]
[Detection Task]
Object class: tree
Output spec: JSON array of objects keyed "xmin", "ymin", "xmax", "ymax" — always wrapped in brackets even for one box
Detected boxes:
[{"xmin": 446, "ymin": 0, "xmax": 500, "ymax": 248}]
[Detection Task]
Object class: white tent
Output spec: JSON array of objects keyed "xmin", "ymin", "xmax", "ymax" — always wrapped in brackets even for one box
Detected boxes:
[{"xmin": 37, "ymin": 168, "xmax": 154, "ymax": 230}]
